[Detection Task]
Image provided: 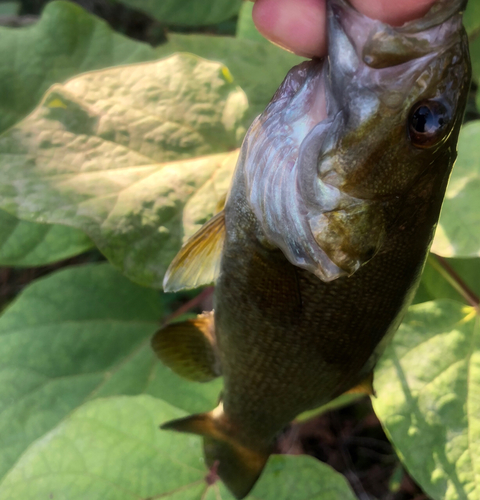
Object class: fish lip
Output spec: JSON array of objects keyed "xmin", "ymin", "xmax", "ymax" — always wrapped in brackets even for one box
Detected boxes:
[
  {"xmin": 396, "ymin": 0, "xmax": 468, "ymax": 32},
  {"xmin": 332, "ymin": 0, "xmax": 467, "ymax": 31},
  {"xmin": 328, "ymin": 0, "xmax": 466, "ymax": 71}
]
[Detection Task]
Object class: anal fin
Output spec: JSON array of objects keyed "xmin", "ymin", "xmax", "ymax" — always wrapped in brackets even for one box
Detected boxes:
[
  {"xmin": 151, "ymin": 311, "xmax": 220, "ymax": 382},
  {"xmin": 163, "ymin": 210, "xmax": 226, "ymax": 292},
  {"xmin": 161, "ymin": 404, "xmax": 271, "ymax": 499},
  {"xmin": 345, "ymin": 371, "xmax": 376, "ymax": 396}
]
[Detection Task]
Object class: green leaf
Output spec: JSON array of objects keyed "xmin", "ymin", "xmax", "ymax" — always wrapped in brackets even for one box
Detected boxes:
[
  {"xmin": 0, "ymin": 0, "xmax": 166, "ymax": 266},
  {"xmin": 373, "ymin": 300, "xmax": 480, "ymax": 500},
  {"xmin": 236, "ymin": 2, "xmax": 265, "ymax": 43},
  {"xmin": 432, "ymin": 121, "xmax": 480, "ymax": 257},
  {"xmin": 0, "ymin": 0, "xmax": 160, "ymax": 136},
  {"xmin": 0, "ymin": 2, "xmax": 19, "ymax": 15},
  {"xmin": 0, "ymin": 209, "xmax": 92, "ymax": 266},
  {"xmin": 157, "ymin": 33, "xmax": 304, "ymax": 125},
  {"xmin": 464, "ymin": 0, "xmax": 480, "ymax": 83},
  {"xmin": 0, "ymin": 395, "xmax": 357, "ymax": 500},
  {"xmin": 116, "ymin": 0, "xmax": 242, "ymax": 26},
  {"xmin": 413, "ymin": 254, "xmax": 480, "ymax": 305},
  {"xmin": 0, "ymin": 53, "xmax": 245, "ymax": 287},
  {"xmin": 464, "ymin": 1, "xmax": 480, "ymax": 36},
  {"xmin": 470, "ymin": 37, "xmax": 480, "ymax": 84},
  {"xmin": 0, "ymin": 263, "xmax": 220, "ymax": 481}
]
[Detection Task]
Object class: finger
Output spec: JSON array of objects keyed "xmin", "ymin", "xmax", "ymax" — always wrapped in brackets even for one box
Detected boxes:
[
  {"xmin": 350, "ymin": 0, "xmax": 436, "ymax": 26},
  {"xmin": 252, "ymin": 0, "xmax": 438, "ymax": 58},
  {"xmin": 252, "ymin": 0, "xmax": 327, "ymax": 58}
]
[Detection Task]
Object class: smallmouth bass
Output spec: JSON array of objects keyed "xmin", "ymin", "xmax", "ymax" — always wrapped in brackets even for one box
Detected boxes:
[{"xmin": 153, "ymin": 0, "xmax": 471, "ymax": 497}]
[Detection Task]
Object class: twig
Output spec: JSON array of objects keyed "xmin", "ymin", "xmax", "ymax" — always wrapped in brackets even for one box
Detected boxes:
[
  {"xmin": 162, "ymin": 287, "xmax": 214, "ymax": 325},
  {"xmin": 428, "ymin": 254, "xmax": 480, "ymax": 310}
]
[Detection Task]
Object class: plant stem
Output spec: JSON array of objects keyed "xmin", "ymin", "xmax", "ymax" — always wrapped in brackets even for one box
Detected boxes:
[
  {"xmin": 429, "ymin": 253, "xmax": 480, "ymax": 310},
  {"xmin": 162, "ymin": 286, "xmax": 214, "ymax": 325}
]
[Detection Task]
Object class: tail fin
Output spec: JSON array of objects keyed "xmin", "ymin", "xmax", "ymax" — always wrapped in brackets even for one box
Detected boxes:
[{"xmin": 161, "ymin": 404, "xmax": 271, "ymax": 499}]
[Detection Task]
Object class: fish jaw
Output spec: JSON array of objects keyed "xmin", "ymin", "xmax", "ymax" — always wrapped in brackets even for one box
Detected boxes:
[{"xmin": 242, "ymin": 0, "xmax": 471, "ymax": 282}]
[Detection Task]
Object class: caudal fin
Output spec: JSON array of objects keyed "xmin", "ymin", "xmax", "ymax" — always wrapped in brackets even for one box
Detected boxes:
[{"xmin": 161, "ymin": 404, "xmax": 271, "ymax": 499}]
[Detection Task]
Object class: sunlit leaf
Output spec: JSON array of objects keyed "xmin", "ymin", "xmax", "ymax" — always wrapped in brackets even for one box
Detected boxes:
[
  {"xmin": 116, "ymin": 0, "xmax": 242, "ymax": 26},
  {"xmin": 157, "ymin": 33, "xmax": 304, "ymax": 125},
  {"xmin": 0, "ymin": 396, "xmax": 357, "ymax": 500},
  {"xmin": 373, "ymin": 300, "xmax": 480, "ymax": 500},
  {"xmin": 0, "ymin": 54, "xmax": 245, "ymax": 287},
  {"xmin": 0, "ymin": 0, "xmax": 160, "ymax": 135},
  {"xmin": 0, "ymin": 1, "xmax": 168, "ymax": 265},
  {"xmin": 432, "ymin": 121, "xmax": 480, "ymax": 257},
  {"xmin": 0, "ymin": 263, "xmax": 220, "ymax": 481}
]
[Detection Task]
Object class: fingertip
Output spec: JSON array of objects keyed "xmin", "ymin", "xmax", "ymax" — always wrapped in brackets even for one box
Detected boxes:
[
  {"xmin": 252, "ymin": 0, "xmax": 327, "ymax": 58},
  {"xmin": 350, "ymin": 0, "xmax": 436, "ymax": 26}
]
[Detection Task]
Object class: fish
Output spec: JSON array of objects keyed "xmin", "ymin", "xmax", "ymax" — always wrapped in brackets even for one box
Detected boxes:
[{"xmin": 152, "ymin": 0, "xmax": 471, "ymax": 498}]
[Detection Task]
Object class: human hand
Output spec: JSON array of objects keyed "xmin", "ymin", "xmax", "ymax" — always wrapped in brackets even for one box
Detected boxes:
[{"xmin": 252, "ymin": 0, "xmax": 438, "ymax": 58}]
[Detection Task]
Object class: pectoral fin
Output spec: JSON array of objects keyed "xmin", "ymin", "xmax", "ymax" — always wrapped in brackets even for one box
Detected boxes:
[
  {"xmin": 151, "ymin": 311, "xmax": 220, "ymax": 382},
  {"xmin": 163, "ymin": 211, "xmax": 226, "ymax": 292},
  {"xmin": 162, "ymin": 404, "xmax": 271, "ymax": 499},
  {"xmin": 345, "ymin": 371, "xmax": 375, "ymax": 396}
]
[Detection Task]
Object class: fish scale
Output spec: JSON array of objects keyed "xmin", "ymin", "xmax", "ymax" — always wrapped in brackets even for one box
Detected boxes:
[{"xmin": 154, "ymin": 0, "xmax": 471, "ymax": 497}]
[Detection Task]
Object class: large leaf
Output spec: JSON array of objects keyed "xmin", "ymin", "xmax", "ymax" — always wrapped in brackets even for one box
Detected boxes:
[
  {"xmin": 0, "ymin": 209, "xmax": 92, "ymax": 266},
  {"xmin": 0, "ymin": 0, "xmax": 159, "ymax": 135},
  {"xmin": 464, "ymin": 1, "xmax": 480, "ymax": 36},
  {"xmin": 465, "ymin": 0, "xmax": 480, "ymax": 84},
  {"xmin": 432, "ymin": 121, "xmax": 480, "ymax": 257},
  {"xmin": 236, "ymin": 1, "xmax": 265, "ymax": 43},
  {"xmin": 0, "ymin": 0, "xmax": 162, "ymax": 266},
  {"xmin": 116, "ymin": 0, "xmax": 242, "ymax": 26},
  {"xmin": 0, "ymin": 54, "xmax": 245, "ymax": 287},
  {"xmin": 0, "ymin": 395, "xmax": 357, "ymax": 500},
  {"xmin": 157, "ymin": 33, "xmax": 303, "ymax": 125},
  {"xmin": 0, "ymin": 2, "xmax": 19, "ymax": 15},
  {"xmin": 373, "ymin": 300, "xmax": 480, "ymax": 500},
  {"xmin": 0, "ymin": 263, "xmax": 220, "ymax": 482}
]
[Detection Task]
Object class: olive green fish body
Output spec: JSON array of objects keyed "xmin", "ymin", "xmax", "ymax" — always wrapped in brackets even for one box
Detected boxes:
[
  {"xmin": 156, "ymin": 0, "xmax": 471, "ymax": 497},
  {"xmin": 217, "ymin": 145, "xmax": 447, "ymax": 446}
]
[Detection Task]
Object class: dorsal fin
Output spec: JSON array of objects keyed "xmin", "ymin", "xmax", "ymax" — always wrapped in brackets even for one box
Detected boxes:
[
  {"xmin": 163, "ymin": 211, "xmax": 226, "ymax": 292},
  {"xmin": 151, "ymin": 311, "xmax": 220, "ymax": 382}
]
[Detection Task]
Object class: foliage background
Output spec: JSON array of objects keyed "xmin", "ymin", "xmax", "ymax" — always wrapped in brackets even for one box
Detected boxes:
[{"xmin": 0, "ymin": 1, "xmax": 479, "ymax": 499}]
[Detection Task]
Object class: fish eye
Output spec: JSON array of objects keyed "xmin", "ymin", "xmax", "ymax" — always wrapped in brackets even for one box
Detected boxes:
[{"xmin": 408, "ymin": 100, "xmax": 451, "ymax": 148}]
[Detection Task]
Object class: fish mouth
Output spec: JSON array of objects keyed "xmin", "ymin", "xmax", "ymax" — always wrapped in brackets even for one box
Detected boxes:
[{"xmin": 329, "ymin": 0, "xmax": 466, "ymax": 70}]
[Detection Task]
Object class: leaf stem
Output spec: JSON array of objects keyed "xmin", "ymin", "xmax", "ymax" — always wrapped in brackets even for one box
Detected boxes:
[
  {"xmin": 429, "ymin": 253, "xmax": 480, "ymax": 310},
  {"xmin": 162, "ymin": 286, "xmax": 214, "ymax": 325}
]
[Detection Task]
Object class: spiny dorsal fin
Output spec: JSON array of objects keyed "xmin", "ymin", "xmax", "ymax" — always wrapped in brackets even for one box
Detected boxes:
[
  {"xmin": 163, "ymin": 211, "xmax": 226, "ymax": 292},
  {"xmin": 161, "ymin": 404, "xmax": 271, "ymax": 499},
  {"xmin": 345, "ymin": 371, "xmax": 376, "ymax": 396},
  {"xmin": 151, "ymin": 311, "xmax": 220, "ymax": 382}
]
